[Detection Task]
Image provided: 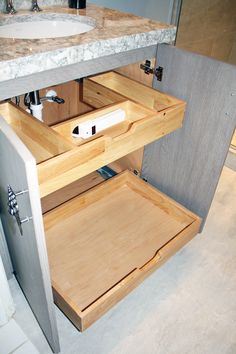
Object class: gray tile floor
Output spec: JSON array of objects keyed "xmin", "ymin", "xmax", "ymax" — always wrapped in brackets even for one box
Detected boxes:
[
  {"xmin": 8, "ymin": 166, "xmax": 236, "ymax": 354},
  {"xmin": 0, "ymin": 318, "xmax": 39, "ymax": 354}
]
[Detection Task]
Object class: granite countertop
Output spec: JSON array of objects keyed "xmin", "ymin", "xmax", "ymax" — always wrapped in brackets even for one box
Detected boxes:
[{"xmin": 0, "ymin": 5, "xmax": 176, "ymax": 83}]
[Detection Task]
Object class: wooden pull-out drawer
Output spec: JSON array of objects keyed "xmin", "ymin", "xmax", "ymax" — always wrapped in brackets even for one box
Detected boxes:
[
  {"xmin": 44, "ymin": 171, "xmax": 201, "ymax": 331},
  {"xmin": 84, "ymin": 71, "xmax": 183, "ymax": 112},
  {"xmin": 0, "ymin": 74, "xmax": 185, "ymax": 198}
]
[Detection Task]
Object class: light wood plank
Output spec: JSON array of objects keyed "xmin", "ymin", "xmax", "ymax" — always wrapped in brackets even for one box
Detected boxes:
[
  {"xmin": 114, "ymin": 60, "xmax": 156, "ymax": 171},
  {"xmin": 115, "ymin": 59, "xmax": 156, "ymax": 87},
  {"xmin": 39, "ymin": 102, "xmax": 185, "ymax": 197},
  {"xmin": 84, "ymin": 77, "xmax": 146, "ymax": 173},
  {"xmin": 231, "ymin": 129, "xmax": 236, "ymax": 148},
  {"xmin": 110, "ymin": 148, "xmax": 144, "ymax": 173},
  {"xmin": 87, "ymin": 71, "xmax": 185, "ymax": 174},
  {"xmin": 44, "ymin": 171, "xmax": 200, "ymax": 330},
  {"xmin": 89, "ymin": 71, "xmax": 182, "ymax": 111},
  {"xmin": 81, "ymin": 214, "xmax": 200, "ymax": 331},
  {"xmin": 41, "ymin": 81, "xmax": 92, "ymax": 125},
  {"xmin": 41, "ymin": 171, "xmax": 105, "ymax": 214},
  {"xmin": 47, "ymin": 185, "xmax": 186, "ymax": 309},
  {"xmin": 83, "ymin": 79, "xmax": 125, "ymax": 109},
  {"xmin": 0, "ymin": 102, "xmax": 74, "ymax": 164}
]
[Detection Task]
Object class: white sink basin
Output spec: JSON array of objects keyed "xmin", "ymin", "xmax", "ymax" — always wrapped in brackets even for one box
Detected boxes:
[{"xmin": 0, "ymin": 13, "xmax": 95, "ymax": 39}]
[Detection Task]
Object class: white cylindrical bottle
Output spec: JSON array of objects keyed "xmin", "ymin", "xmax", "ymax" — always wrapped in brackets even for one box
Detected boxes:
[{"xmin": 30, "ymin": 103, "xmax": 43, "ymax": 121}]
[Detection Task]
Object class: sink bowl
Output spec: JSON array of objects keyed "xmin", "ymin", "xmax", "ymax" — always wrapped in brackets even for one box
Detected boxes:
[{"xmin": 0, "ymin": 13, "xmax": 95, "ymax": 39}]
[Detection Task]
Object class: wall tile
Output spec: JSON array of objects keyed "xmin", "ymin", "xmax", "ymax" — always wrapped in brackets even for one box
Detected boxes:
[
  {"xmin": 211, "ymin": 32, "xmax": 235, "ymax": 62},
  {"xmin": 177, "ymin": 9, "xmax": 209, "ymax": 44},
  {"xmin": 177, "ymin": 0, "xmax": 236, "ymax": 64},
  {"xmin": 180, "ymin": 0, "xmax": 208, "ymax": 17},
  {"xmin": 177, "ymin": 38, "xmax": 214, "ymax": 57}
]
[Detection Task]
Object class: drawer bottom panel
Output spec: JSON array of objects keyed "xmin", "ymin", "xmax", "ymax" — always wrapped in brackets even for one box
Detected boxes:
[{"xmin": 44, "ymin": 171, "xmax": 201, "ymax": 331}]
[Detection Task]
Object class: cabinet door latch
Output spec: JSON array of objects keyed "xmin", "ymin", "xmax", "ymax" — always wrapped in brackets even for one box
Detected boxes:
[
  {"xmin": 140, "ymin": 60, "xmax": 163, "ymax": 81},
  {"xmin": 7, "ymin": 185, "xmax": 32, "ymax": 236}
]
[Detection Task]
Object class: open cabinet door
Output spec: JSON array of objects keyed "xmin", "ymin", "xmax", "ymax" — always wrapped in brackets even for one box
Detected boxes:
[
  {"xmin": 0, "ymin": 117, "xmax": 60, "ymax": 353},
  {"xmin": 142, "ymin": 45, "xmax": 236, "ymax": 230}
]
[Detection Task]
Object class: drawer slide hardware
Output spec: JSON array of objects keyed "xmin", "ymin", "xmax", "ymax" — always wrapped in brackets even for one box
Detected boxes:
[
  {"xmin": 140, "ymin": 60, "xmax": 163, "ymax": 81},
  {"xmin": 7, "ymin": 185, "xmax": 32, "ymax": 236},
  {"xmin": 97, "ymin": 166, "xmax": 117, "ymax": 180}
]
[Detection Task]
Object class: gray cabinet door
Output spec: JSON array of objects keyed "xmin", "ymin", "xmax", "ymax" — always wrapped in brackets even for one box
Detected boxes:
[
  {"xmin": 0, "ymin": 116, "xmax": 60, "ymax": 353},
  {"xmin": 142, "ymin": 45, "xmax": 236, "ymax": 230}
]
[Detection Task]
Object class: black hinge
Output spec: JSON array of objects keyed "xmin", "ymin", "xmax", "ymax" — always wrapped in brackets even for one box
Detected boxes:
[
  {"xmin": 140, "ymin": 60, "xmax": 153, "ymax": 75},
  {"xmin": 140, "ymin": 60, "xmax": 163, "ymax": 82},
  {"xmin": 155, "ymin": 66, "xmax": 163, "ymax": 81}
]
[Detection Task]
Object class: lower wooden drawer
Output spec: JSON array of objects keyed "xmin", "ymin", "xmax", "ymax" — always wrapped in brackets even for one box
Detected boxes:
[{"xmin": 44, "ymin": 171, "xmax": 201, "ymax": 331}]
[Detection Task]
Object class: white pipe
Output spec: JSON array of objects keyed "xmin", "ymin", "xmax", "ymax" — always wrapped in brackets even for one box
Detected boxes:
[{"xmin": 30, "ymin": 103, "xmax": 43, "ymax": 121}]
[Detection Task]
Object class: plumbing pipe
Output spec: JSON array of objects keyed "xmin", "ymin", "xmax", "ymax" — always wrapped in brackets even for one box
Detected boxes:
[
  {"xmin": 29, "ymin": 90, "xmax": 43, "ymax": 121},
  {"xmin": 27, "ymin": 89, "xmax": 64, "ymax": 121},
  {"xmin": 30, "ymin": 103, "xmax": 43, "ymax": 121},
  {"xmin": 29, "ymin": 91, "xmax": 40, "ymax": 105}
]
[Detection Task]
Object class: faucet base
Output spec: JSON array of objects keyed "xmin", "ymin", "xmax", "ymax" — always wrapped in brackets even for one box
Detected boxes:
[
  {"xmin": 5, "ymin": 5, "xmax": 17, "ymax": 14},
  {"xmin": 31, "ymin": 3, "xmax": 42, "ymax": 12}
]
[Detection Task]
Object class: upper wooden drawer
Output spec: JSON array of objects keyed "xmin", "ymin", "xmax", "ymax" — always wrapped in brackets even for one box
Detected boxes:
[
  {"xmin": 0, "ymin": 73, "xmax": 185, "ymax": 198},
  {"xmin": 84, "ymin": 71, "xmax": 183, "ymax": 112}
]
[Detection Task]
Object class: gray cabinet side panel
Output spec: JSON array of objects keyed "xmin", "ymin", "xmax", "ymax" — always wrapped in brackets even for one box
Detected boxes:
[
  {"xmin": 0, "ymin": 217, "xmax": 13, "ymax": 279},
  {"xmin": 142, "ymin": 45, "xmax": 236, "ymax": 229},
  {"xmin": 0, "ymin": 117, "xmax": 59, "ymax": 353}
]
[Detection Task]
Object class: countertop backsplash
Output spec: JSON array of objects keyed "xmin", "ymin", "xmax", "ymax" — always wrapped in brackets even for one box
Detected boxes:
[{"xmin": 0, "ymin": 1, "xmax": 68, "ymax": 12}]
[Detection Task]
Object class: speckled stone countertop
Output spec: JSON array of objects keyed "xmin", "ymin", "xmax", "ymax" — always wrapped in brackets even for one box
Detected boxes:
[{"xmin": 0, "ymin": 5, "xmax": 175, "ymax": 83}]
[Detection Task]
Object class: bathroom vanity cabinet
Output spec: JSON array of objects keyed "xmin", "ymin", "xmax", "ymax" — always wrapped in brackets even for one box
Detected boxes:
[
  {"xmin": 0, "ymin": 70, "xmax": 202, "ymax": 334},
  {"xmin": 0, "ymin": 8, "xmax": 236, "ymax": 353}
]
